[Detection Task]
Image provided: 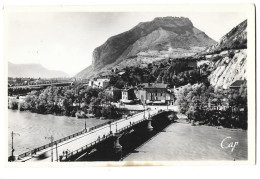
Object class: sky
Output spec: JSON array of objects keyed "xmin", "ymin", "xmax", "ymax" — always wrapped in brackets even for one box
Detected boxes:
[{"xmin": 5, "ymin": 11, "xmax": 247, "ymax": 76}]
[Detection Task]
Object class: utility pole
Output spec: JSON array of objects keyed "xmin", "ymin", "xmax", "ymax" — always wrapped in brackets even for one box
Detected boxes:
[
  {"xmin": 143, "ymin": 103, "xmax": 146, "ymax": 119},
  {"xmin": 85, "ymin": 118, "xmax": 87, "ymax": 131},
  {"xmin": 109, "ymin": 121, "xmax": 112, "ymax": 134},
  {"xmin": 11, "ymin": 131, "xmax": 19, "ymax": 161},
  {"xmin": 55, "ymin": 143, "xmax": 58, "ymax": 162},
  {"xmin": 45, "ymin": 136, "xmax": 54, "ymax": 162},
  {"xmin": 11, "ymin": 131, "xmax": 14, "ymax": 159}
]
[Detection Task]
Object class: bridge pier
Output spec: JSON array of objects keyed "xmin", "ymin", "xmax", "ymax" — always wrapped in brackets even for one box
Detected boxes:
[
  {"xmin": 112, "ymin": 133, "xmax": 123, "ymax": 160},
  {"xmin": 168, "ymin": 112, "xmax": 177, "ymax": 123},
  {"xmin": 146, "ymin": 118, "xmax": 153, "ymax": 131},
  {"xmin": 168, "ymin": 115, "xmax": 174, "ymax": 123}
]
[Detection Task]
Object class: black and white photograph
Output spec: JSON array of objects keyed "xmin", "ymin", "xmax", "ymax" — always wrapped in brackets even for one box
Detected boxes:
[{"xmin": 3, "ymin": 4, "xmax": 255, "ymax": 165}]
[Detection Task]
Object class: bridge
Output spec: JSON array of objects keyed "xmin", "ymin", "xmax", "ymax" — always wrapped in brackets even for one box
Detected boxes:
[
  {"xmin": 8, "ymin": 77, "xmax": 89, "ymax": 90},
  {"xmin": 10, "ymin": 106, "xmax": 177, "ymax": 162},
  {"xmin": 8, "ymin": 82, "xmax": 74, "ymax": 90}
]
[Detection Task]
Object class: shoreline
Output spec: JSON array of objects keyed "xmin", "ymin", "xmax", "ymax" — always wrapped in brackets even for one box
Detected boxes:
[
  {"xmin": 9, "ymin": 108, "xmax": 247, "ymax": 131},
  {"xmin": 176, "ymin": 118, "xmax": 247, "ymax": 131}
]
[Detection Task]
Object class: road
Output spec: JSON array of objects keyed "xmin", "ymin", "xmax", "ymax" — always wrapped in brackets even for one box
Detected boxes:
[{"xmin": 112, "ymin": 103, "xmax": 179, "ymax": 111}]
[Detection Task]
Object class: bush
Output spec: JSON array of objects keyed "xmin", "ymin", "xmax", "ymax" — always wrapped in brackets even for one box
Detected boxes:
[
  {"xmin": 9, "ymin": 100, "xmax": 18, "ymax": 110},
  {"xmin": 19, "ymin": 102, "xmax": 27, "ymax": 111}
]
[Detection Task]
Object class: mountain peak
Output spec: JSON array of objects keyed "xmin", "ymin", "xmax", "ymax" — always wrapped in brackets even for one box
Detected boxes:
[
  {"xmin": 136, "ymin": 16, "xmax": 194, "ymax": 34},
  {"xmin": 76, "ymin": 16, "xmax": 216, "ymax": 79},
  {"xmin": 153, "ymin": 16, "xmax": 193, "ymax": 26}
]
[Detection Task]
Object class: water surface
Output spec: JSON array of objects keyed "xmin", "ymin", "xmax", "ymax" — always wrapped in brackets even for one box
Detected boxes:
[
  {"xmin": 8, "ymin": 109, "xmax": 110, "ymax": 156},
  {"xmin": 124, "ymin": 121, "xmax": 247, "ymax": 161}
]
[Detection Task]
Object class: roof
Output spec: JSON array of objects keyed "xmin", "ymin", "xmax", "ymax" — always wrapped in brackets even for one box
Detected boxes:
[
  {"xmin": 142, "ymin": 83, "xmax": 168, "ymax": 89},
  {"xmin": 122, "ymin": 88, "xmax": 133, "ymax": 92},
  {"xmin": 230, "ymin": 80, "xmax": 246, "ymax": 88}
]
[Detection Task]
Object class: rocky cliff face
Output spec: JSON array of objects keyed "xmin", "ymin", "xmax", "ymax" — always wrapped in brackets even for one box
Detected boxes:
[
  {"xmin": 206, "ymin": 20, "xmax": 247, "ymax": 89},
  {"xmin": 91, "ymin": 17, "xmax": 216, "ymax": 70},
  {"xmin": 76, "ymin": 17, "xmax": 216, "ymax": 79},
  {"xmin": 76, "ymin": 17, "xmax": 248, "ymax": 86},
  {"xmin": 208, "ymin": 50, "xmax": 247, "ymax": 89}
]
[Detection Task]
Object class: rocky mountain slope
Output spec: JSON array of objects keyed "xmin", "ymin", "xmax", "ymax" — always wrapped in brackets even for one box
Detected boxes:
[
  {"xmin": 76, "ymin": 18, "xmax": 248, "ymax": 91},
  {"xmin": 206, "ymin": 20, "xmax": 247, "ymax": 89},
  {"xmin": 114, "ymin": 19, "xmax": 248, "ymax": 90},
  {"xmin": 207, "ymin": 49, "xmax": 247, "ymax": 89},
  {"xmin": 8, "ymin": 62, "xmax": 69, "ymax": 78},
  {"xmin": 205, "ymin": 20, "xmax": 247, "ymax": 54},
  {"xmin": 76, "ymin": 17, "xmax": 216, "ymax": 79}
]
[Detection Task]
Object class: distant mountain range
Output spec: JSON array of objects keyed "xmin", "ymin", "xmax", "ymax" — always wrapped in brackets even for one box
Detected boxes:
[
  {"xmin": 76, "ymin": 16, "xmax": 216, "ymax": 79},
  {"xmin": 8, "ymin": 62, "xmax": 69, "ymax": 78}
]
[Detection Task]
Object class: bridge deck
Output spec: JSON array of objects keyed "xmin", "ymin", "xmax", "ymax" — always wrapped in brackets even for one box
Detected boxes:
[{"xmin": 18, "ymin": 109, "xmax": 162, "ymax": 162}]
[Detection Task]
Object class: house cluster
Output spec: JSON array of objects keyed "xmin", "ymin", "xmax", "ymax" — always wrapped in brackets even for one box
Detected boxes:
[
  {"xmin": 106, "ymin": 83, "xmax": 175, "ymax": 106},
  {"xmin": 87, "ymin": 68, "xmax": 127, "ymax": 89},
  {"xmin": 87, "ymin": 75, "xmax": 175, "ymax": 106}
]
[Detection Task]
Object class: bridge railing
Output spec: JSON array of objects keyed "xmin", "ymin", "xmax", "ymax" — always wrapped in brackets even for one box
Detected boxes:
[
  {"xmin": 66, "ymin": 133, "xmax": 114, "ymax": 159},
  {"xmin": 64, "ymin": 111, "xmax": 164, "ymax": 160},
  {"xmin": 64, "ymin": 117, "xmax": 148, "ymax": 160},
  {"xmin": 17, "ymin": 118, "xmax": 121, "ymax": 159},
  {"xmin": 117, "ymin": 118, "xmax": 146, "ymax": 133},
  {"xmin": 18, "ymin": 121, "xmax": 106, "ymax": 158},
  {"xmin": 88, "ymin": 121, "xmax": 111, "ymax": 131},
  {"xmin": 17, "ymin": 110, "xmax": 157, "ymax": 159}
]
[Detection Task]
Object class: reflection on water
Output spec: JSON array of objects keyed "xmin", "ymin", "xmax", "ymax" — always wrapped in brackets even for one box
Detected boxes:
[
  {"xmin": 124, "ymin": 121, "xmax": 247, "ymax": 161},
  {"xmin": 8, "ymin": 110, "xmax": 110, "ymax": 156}
]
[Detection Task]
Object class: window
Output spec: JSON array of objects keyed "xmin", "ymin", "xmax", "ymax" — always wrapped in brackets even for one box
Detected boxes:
[{"xmin": 161, "ymin": 93, "xmax": 163, "ymax": 96}]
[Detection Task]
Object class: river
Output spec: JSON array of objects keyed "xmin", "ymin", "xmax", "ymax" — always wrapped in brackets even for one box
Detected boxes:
[
  {"xmin": 8, "ymin": 109, "xmax": 110, "ymax": 156},
  {"xmin": 8, "ymin": 110, "xmax": 247, "ymax": 161},
  {"xmin": 123, "ymin": 120, "xmax": 247, "ymax": 161}
]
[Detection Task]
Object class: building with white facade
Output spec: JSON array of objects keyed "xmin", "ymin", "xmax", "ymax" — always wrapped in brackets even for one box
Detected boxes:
[{"xmin": 88, "ymin": 78, "xmax": 110, "ymax": 89}]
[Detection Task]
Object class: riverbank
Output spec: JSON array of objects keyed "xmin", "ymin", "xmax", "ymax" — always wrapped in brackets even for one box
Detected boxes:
[
  {"xmin": 176, "ymin": 112, "xmax": 247, "ymax": 130},
  {"xmin": 178, "ymin": 117, "xmax": 245, "ymax": 131},
  {"xmin": 123, "ymin": 119, "xmax": 247, "ymax": 161}
]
